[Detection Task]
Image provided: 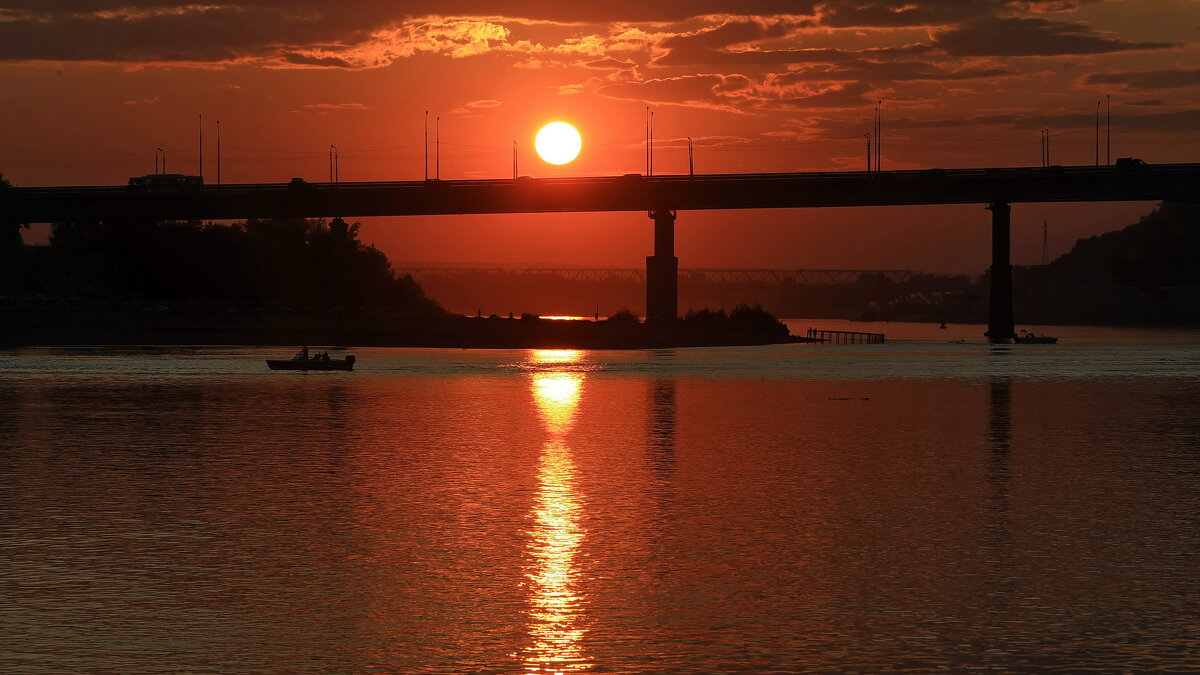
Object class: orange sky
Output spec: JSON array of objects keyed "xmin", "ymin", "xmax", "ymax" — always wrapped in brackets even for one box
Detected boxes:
[{"xmin": 2, "ymin": 0, "xmax": 1198, "ymax": 272}]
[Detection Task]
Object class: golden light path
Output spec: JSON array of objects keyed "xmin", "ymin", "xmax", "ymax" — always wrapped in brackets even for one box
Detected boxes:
[
  {"xmin": 534, "ymin": 122, "xmax": 582, "ymax": 165},
  {"xmin": 524, "ymin": 349, "xmax": 589, "ymax": 674}
]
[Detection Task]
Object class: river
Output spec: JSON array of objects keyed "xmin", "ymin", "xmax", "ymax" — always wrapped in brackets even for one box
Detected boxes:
[{"xmin": 3, "ymin": 322, "xmax": 1198, "ymax": 673}]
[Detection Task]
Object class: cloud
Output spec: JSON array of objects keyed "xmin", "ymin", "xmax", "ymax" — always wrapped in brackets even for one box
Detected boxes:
[
  {"xmin": 816, "ymin": 0, "xmax": 1005, "ymax": 27},
  {"xmin": 763, "ymin": 80, "xmax": 874, "ymax": 109},
  {"xmin": 281, "ymin": 52, "xmax": 355, "ymax": 68},
  {"xmin": 659, "ymin": 17, "xmax": 806, "ymax": 51},
  {"xmin": 556, "ymin": 83, "xmax": 587, "ymax": 95},
  {"xmin": 2, "ymin": 1, "xmax": 821, "ymax": 24},
  {"xmin": 800, "ymin": 106, "xmax": 1200, "ymax": 139},
  {"xmin": 583, "ymin": 57, "xmax": 637, "ymax": 69},
  {"xmin": 0, "ymin": 6, "xmax": 254, "ymax": 62},
  {"xmin": 0, "ymin": 1, "xmax": 1174, "ymax": 73},
  {"xmin": 299, "ymin": 103, "xmax": 374, "ymax": 111},
  {"xmin": 1085, "ymin": 69, "xmax": 1200, "ymax": 91},
  {"xmin": 799, "ymin": 113, "xmax": 1022, "ymax": 138},
  {"xmin": 771, "ymin": 61, "xmax": 1011, "ymax": 84},
  {"xmin": 653, "ymin": 44, "xmax": 935, "ymax": 67},
  {"xmin": 814, "ymin": 0, "xmax": 1106, "ymax": 27},
  {"xmin": 594, "ymin": 73, "xmax": 873, "ymax": 112},
  {"xmin": 596, "ymin": 74, "xmax": 742, "ymax": 111},
  {"xmin": 1014, "ymin": 107, "xmax": 1200, "ymax": 133},
  {"xmin": 0, "ymin": 2, "xmax": 820, "ymax": 65},
  {"xmin": 935, "ymin": 16, "xmax": 1176, "ymax": 56},
  {"xmin": 449, "ymin": 99, "xmax": 504, "ymax": 115}
]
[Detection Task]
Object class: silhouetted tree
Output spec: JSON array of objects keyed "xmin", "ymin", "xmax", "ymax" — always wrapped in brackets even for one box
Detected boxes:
[
  {"xmin": 607, "ymin": 308, "xmax": 640, "ymax": 324},
  {"xmin": 40, "ymin": 217, "xmax": 443, "ymax": 315},
  {"xmin": 1038, "ymin": 202, "xmax": 1200, "ymax": 290},
  {"xmin": 683, "ymin": 303, "xmax": 788, "ymax": 335},
  {"xmin": 0, "ymin": 173, "xmax": 25, "ymax": 293}
]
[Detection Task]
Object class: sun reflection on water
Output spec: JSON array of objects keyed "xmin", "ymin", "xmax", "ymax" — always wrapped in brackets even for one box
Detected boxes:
[{"xmin": 524, "ymin": 350, "xmax": 589, "ymax": 673}]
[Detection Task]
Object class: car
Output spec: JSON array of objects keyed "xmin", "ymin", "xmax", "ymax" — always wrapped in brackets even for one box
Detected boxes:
[
  {"xmin": 127, "ymin": 173, "xmax": 203, "ymax": 193},
  {"xmin": 1116, "ymin": 157, "xmax": 1148, "ymax": 170}
]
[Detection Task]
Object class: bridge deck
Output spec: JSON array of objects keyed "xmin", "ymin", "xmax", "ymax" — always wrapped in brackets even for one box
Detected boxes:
[
  {"xmin": 395, "ymin": 267, "xmax": 917, "ymax": 285},
  {"xmin": 3, "ymin": 164, "xmax": 1200, "ymax": 223}
]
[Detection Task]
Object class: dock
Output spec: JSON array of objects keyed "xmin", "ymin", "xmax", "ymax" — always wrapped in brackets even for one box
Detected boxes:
[{"xmin": 807, "ymin": 328, "xmax": 887, "ymax": 344}]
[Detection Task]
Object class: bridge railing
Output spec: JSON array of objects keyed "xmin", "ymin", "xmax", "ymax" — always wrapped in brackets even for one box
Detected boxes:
[{"xmin": 806, "ymin": 328, "xmax": 887, "ymax": 344}]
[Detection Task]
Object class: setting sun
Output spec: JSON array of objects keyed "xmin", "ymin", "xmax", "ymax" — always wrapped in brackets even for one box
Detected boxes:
[{"xmin": 535, "ymin": 122, "xmax": 582, "ymax": 166}]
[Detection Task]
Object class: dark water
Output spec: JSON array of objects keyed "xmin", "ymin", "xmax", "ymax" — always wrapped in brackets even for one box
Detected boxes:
[{"xmin": 3, "ymin": 327, "xmax": 1199, "ymax": 673}]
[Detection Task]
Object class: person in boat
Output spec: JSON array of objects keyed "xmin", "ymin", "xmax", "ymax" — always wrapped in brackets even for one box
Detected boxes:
[{"xmin": 297, "ymin": 345, "xmax": 310, "ymax": 361}]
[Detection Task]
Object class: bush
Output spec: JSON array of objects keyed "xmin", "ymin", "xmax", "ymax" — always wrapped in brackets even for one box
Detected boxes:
[
  {"xmin": 683, "ymin": 303, "xmax": 789, "ymax": 335},
  {"xmin": 607, "ymin": 308, "xmax": 640, "ymax": 324}
]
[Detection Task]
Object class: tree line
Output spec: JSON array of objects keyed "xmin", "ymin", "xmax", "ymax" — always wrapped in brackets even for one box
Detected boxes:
[{"xmin": 6, "ymin": 211, "xmax": 444, "ymax": 317}]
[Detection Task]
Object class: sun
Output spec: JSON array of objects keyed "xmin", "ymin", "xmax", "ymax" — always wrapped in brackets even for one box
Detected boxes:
[{"xmin": 535, "ymin": 122, "xmax": 582, "ymax": 165}]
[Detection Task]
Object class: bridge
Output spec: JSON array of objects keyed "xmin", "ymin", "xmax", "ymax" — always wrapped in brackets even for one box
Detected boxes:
[
  {"xmin": 395, "ymin": 267, "xmax": 917, "ymax": 285},
  {"xmin": 5, "ymin": 163, "xmax": 1200, "ymax": 342}
]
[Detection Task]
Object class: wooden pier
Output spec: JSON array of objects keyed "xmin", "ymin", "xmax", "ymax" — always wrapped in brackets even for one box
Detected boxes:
[{"xmin": 807, "ymin": 328, "xmax": 887, "ymax": 344}]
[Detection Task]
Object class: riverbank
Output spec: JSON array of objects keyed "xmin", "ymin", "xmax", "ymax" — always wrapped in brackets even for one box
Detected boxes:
[{"xmin": 0, "ymin": 310, "xmax": 815, "ymax": 348}]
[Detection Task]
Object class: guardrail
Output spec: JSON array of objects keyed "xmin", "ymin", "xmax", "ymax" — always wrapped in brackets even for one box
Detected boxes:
[{"xmin": 806, "ymin": 328, "xmax": 887, "ymax": 344}]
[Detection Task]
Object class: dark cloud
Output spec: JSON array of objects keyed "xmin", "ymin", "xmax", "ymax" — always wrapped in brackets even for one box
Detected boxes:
[
  {"xmin": 0, "ymin": 0, "xmax": 1171, "ymax": 68},
  {"xmin": 935, "ymin": 17, "xmax": 1175, "ymax": 56},
  {"xmin": 0, "ymin": 1, "xmax": 820, "ymax": 25},
  {"xmin": 798, "ymin": 113, "xmax": 1022, "ymax": 139},
  {"xmin": 1085, "ymin": 69, "xmax": 1200, "ymax": 91},
  {"xmin": 0, "ymin": 0, "xmax": 1095, "ymax": 25},
  {"xmin": 659, "ymin": 17, "xmax": 802, "ymax": 51},
  {"xmin": 772, "ymin": 61, "xmax": 1010, "ymax": 84},
  {"xmin": 1015, "ymin": 107, "xmax": 1200, "ymax": 133},
  {"xmin": 282, "ymin": 52, "xmax": 354, "ymax": 68},
  {"xmin": 763, "ymin": 80, "xmax": 873, "ymax": 109},
  {"xmin": 0, "ymin": 6, "xmax": 343, "ymax": 62},
  {"xmin": 815, "ymin": 0, "xmax": 1105, "ymax": 27},
  {"xmin": 799, "ymin": 106, "xmax": 1200, "ymax": 139},
  {"xmin": 596, "ymin": 74, "xmax": 737, "ymax": 110},
  {"xmin": 653, "ymin": 44, "xmax": 934, "ymax": 67},
  {"xmin": 0, "ymin": 2, "xmax": 817, "ymax": 64},
  {"xmin": 595, "ymin": 73, "xmax": 872, "ymax": 111},
  {"xmin": 817, "ymin": 0, "xmax": 1004, "ymax": 27}
]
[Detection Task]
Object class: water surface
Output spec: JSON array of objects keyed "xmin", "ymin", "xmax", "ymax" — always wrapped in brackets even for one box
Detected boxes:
[{"xmin": 3, "ymin": 326, "xmax": 1198, "ymax": 672}]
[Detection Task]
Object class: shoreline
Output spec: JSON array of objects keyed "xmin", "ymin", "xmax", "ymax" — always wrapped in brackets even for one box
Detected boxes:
[{"xmin": 0, "ymin": 311, "xmax": 814, "ymax": 349}]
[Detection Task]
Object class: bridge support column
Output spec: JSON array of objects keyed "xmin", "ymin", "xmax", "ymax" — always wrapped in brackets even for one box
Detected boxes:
[
  {"xmin": 646, "ymin": 209, "xmax": 678, "ymax": 322},
  {"xmin": 985, "ymin": 202, "xmax": 1015, "ymax": 343}
]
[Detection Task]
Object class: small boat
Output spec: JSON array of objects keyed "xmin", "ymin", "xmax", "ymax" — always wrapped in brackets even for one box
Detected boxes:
[
  {"xmin": 267, "ymin": 347, "xmax": 356, "ymax": 371},
  {"xmin": 1014, "ymin": 329, "xmax": 1058, "ymax": 344}
]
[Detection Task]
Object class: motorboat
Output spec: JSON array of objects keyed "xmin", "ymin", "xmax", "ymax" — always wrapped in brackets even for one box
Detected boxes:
[
  {"xmin": 267, "ymin": 347, "xmax": 355, "ymax": 371},
  {"xmin": 1014, "ymin": 329, "xmax": 1058, "ymax": 344}
]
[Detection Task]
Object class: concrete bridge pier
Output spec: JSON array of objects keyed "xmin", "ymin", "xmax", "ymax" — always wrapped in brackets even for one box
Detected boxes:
[
  {"xmin": 646, "ymin": 209, "xmax": 678, "ymax": 322},
  {"xmin": 985, "ymin": 201, "xmax": 1016, "ymax": 343}
]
